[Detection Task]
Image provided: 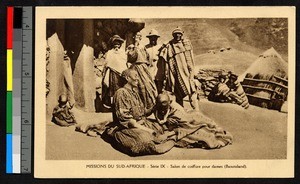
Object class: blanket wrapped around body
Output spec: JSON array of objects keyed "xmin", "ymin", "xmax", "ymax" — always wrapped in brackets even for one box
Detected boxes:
[
  {"xmin": 75, "ymin": 91, "xmax": 232, "ymax": 155},
  {"xmin": 155, "ymin": 101, "xmax": 233, "ymax": 149},
  {"xmin": 76, "ymin": 106, "xmax": 233, "ymax": 153}
]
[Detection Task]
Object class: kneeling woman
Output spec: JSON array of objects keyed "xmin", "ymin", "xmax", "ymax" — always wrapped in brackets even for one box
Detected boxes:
[
  {"xmin": 105, "ymin": 69, "xmax": 175, "ymax": 156},
  {"xmin": 154, "ymin": 93, "xmax": 233, "ymax": 149}
]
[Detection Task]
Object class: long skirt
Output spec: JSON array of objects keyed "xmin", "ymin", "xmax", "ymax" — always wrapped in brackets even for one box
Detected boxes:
[
  {"xmin": 107, "ymin": 120, "xmax": 173, "ymax": 156},
  {"xmin": 102, "ymin": 70, "xmax": 125, "ymax": 107},
  {"xmin": 130, "ymin": 64, "xmax": 158, "ymax": 109}
]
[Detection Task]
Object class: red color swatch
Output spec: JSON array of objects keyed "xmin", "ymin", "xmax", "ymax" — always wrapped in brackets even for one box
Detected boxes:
[{"xmin": 7, "ymin": 7, "xmax": 13, "ymax": 49}]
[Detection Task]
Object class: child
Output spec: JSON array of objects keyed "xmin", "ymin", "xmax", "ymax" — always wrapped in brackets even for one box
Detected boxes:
[{"xmin": 52, "ymin": 94, "xmax": 77, "ymax": 127}]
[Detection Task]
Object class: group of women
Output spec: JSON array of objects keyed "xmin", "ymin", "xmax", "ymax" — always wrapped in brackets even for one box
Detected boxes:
[{"xmin": 100, "ymin": 31, "xmax": 233, "ymax": 156}]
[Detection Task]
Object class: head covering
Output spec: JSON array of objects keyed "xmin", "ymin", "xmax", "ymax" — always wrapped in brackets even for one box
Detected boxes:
[
  {"xmin": 172, "ymin": 27, "xmax": 184, "ymax": 35},
  {"xmin": 110, "ymin": 35, "xmax": 125, "ymax": 44},
  {"xmin": 135, "ymin": 32, "xmax": 142, "ymax": 41},
  {"xmin": 146, "ymin": 29, "xmax": 160, "ymax": 38},
  {"xmin": 135, "ymin": 32, "xmax": 142, "ymax": 37},
  {"xmin": 219, "ymin": 72, "xmax": 228, "ymax": 80},
  {"xmin": 126, "ymin": 44, "xmax": 135, "ymax": 50}
]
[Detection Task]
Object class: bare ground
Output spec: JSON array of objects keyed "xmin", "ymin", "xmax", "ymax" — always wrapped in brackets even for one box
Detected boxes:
[{"xmin": 46, "ymin": 99, "xmax": 287, "ymax": 160}]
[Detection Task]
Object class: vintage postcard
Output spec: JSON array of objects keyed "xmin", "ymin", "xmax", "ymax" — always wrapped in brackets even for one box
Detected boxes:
[{"xmin": 34, "ymin": 6, "xmax": 295, "ymax": 178}]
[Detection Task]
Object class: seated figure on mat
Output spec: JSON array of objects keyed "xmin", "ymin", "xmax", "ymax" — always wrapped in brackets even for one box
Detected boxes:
[
  {"xmin": 104, "ymin": 68, "xmax": 175, "ymax": 156},
  {"xmin": 52, "ymin": 94, "xmax": 77, "ymax": 127},
  {"xmin": 154, "ymin": 93, "xmax": 233, "ymax": 149}
]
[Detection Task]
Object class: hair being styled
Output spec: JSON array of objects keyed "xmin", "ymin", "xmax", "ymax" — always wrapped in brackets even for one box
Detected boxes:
[
  {"xmin": 157, "ymin": 92, "xmax": 170, "ymax": 103},
  {"xmin": 121, "ymin": 68, "xmax": 136, "ymax": 81}
]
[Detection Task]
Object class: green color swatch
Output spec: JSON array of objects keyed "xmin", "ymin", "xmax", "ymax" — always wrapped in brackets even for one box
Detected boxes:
[{"xmin": 6, "ymin": 92, "xmax": 12, "ymax": 133}]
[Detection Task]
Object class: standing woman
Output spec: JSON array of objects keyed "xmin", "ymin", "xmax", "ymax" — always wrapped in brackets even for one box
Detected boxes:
[
  {"xmin": 127, "ymin": 32, "xmax": 158, "ymax": 109},
  {"xmin": 102, "ymin": 35, "xmax": 128, "ymax": 107},
  {"xmin": 144, "ymin": 29, "xmax": 162, "ymax": 81}
]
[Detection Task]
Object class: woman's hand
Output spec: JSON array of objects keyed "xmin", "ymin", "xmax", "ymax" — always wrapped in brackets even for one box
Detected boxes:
[{"xmin": 167, "ymin": 118, "xmax": 178, "ymax": 126}]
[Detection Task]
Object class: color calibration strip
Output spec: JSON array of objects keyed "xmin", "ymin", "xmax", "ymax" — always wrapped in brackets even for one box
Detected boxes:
[
  {"xmin": 6, "ymin": 6, "xmax": 33, "ymax": 174},
  {"xmin": 13, "ymin": 7, "xmax": 23, "ymax": 174},
  {"xmin": 21, "ymin": 6, "xmax": 33, "ymax": 174},
  {"xmin": 7, "ymin": 6, "xmax": 14, "ymax": 174}
]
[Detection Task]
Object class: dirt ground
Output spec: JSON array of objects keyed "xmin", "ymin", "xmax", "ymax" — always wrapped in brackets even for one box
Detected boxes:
[{"xmin": 45, "ymin": 99, "xmax": 287, "ymax": 160}]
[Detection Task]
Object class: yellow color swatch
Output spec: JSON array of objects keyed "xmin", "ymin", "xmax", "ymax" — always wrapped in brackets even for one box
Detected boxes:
[{"xmin": 7, "ymin": 50, "xmax": 13, "ymax": 91}]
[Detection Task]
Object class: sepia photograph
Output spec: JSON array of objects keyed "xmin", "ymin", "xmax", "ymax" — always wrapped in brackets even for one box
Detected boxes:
[{"xmin": 34, "ymin": 7, "xmax": 295, "ymax": 178}]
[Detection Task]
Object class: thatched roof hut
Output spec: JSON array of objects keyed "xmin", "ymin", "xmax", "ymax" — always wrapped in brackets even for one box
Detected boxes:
[
  {"xmin": 239, "ymin": 48, "xmax": 288, "ymax": 111},
  {"xmin": 239, "ymin": 47, "xmax": 288, "ymax": 82}
]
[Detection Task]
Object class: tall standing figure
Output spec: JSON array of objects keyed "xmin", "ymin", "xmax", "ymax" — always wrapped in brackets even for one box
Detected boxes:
[
  {"xmin": 145, "ymin": 29, "xmax": 162, "ymax": 83},
  {"xmin": 127, "ymin": 32, "xmax": 158, "ymax": 109},
  {"xmin": 102, "ymin": 35, "xmax": 128, "ymax": 107},
  {"xmin": 159, "ymin": 27, "xmax": 199, "ymax": 110}
]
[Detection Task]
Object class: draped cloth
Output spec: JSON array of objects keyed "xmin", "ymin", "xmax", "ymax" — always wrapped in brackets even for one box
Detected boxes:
[
  {"xmin": 159, "ymin": 39, "xmax": 196, "ymax": 99},
  {"xmin": 102, "ymin": 49, "xmax": 128, "ymax": 106},
  {"xmin": 128, "ymin": 47, "xmax": 158, "ymax": 109},
  {"xmin": 145, "ymin": 44, "xmax": 161, "ymax": 80},
  {"xmin": 105, "ymin": 85, "xmax": 173, "ymax": 156},
  {"xmin": 105, "ymin": 49, "xmax": 128, "ymax": 74},
  {"xmin": 155, "ymin": 101, "xmax": 233, "ymax": 149}
]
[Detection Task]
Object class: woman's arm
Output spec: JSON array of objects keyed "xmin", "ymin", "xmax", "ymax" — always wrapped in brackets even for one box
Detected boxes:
[{"xmin": 145, "ymin": 105, "xmax": 156, "ymax": 116}]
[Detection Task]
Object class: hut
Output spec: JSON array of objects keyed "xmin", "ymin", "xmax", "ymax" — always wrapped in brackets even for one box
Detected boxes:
[{"xmin": 239, "ymin": 47, "xmax": 288, "ymax": 111}]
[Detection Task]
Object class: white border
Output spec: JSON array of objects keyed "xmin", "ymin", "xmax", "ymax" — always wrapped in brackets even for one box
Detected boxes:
[{"xmin": 34, "ymin": 6, "xmax": 295, "ymax": 178}]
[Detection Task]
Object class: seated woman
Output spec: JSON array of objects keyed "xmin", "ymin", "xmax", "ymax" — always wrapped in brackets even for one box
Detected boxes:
[
  {"xmin": 52, "ymin": 94, "xmax": 77, "ymax": 127},
  {"xmin": 154, "ymin": 93, "xmax": 233, "ymax": 149},
  {"xmin": 105, "ymin": 69, "xmax": 175, "ymax": 156}
]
